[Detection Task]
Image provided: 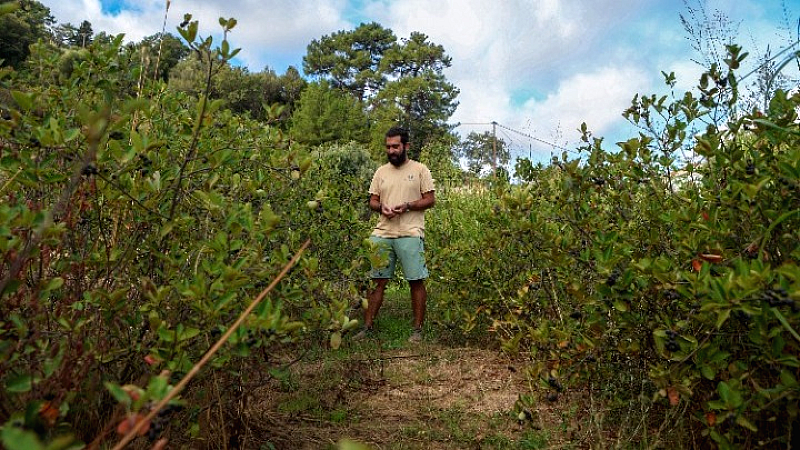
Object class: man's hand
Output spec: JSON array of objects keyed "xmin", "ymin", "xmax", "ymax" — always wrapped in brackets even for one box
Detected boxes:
[
  {"xmin": 381, "ymin": 203, "xmax": 399, "ymax": 219},
  {"xmin": 391, "ymin": 202, "xmax": 409, "ymax": 216}
]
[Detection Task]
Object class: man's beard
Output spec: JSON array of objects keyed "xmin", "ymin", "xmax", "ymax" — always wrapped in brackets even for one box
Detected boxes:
[{"xmin": 388, "ymin": 150, "xmax": 407, "ymax": 166}]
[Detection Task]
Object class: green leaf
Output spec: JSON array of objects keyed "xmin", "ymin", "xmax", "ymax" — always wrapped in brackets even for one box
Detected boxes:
[
  {"xmin": 701, "ymin": 365, "xmax": 716, "ymax": 380},
  {"xmin": 64, "ymin": 128, "xmax": 81, "ymax": 142},
  {"xmin": 6, "ymin": 373, "xmax": 35, "ymax": 392},
  {"xmin": 752, "ymin": 118, "xmax": 800, "ymax": 135},
  {"xmin": 104, "ymin": 381, "xmax": 131, "ymax": 405},
  {"xmin": 44, "ymin": 435, "xmax": 81, "ymax": 450},
  {"xmin": 146, "ymin": 374, "xmax": 169, "ymax": 399},
  {"xmin": 717, "ymin": 381, "xmax": 731, "ymax": 404},
  {"xmin": 735, "ymin": 415, "xmax": 758, "ymax": 432},
  {"xmin": 717, "ymin": 381, "xmax": 743, "ymax": 408},
  {"xmin": 330, "ymin": 331, "xmax": 342, "ymax": 350},
  {"xmin": 781, "ymin": 370, "xmax": 798, "ymax": 387},
  {"xmin": 772, "ymin": 307, "xmax": 800, "ymax": 344},
  {"xmin": 177, "ymin": 326, "xmax": 200, "ymax": 342},
  {"xmin": 43, "ymin": 346, "xmax": 65, "ymax": 377},
  {"xmin": 187, "ymin": 21, "xmax": 198, "ymax": 42},
  {"xmin": 11, "ymin": 90, "xmax": 33, "ymax": 112},
  {"xmin": 119, "ymin": 141, "xmax": 136, "ymax": 164},
  {"xmin": 214, "ymin": 292, "xmax": 237, "ymax": 312},
  {"xmin": 42, "ymin": 277, "xmax": 64, "ymax": 292},
  {"xmin": 715, "ymin": 309, "xmax": 731, "ymax": 329},
  {"xmin": 709, "ymin": 429, "xmax": 732, "ymax": 448},
  {"xmin": 613, "ymin": 300, "xmax": 629, "ymax": 312},
  {"xmin": 157, "ymin": 325, "xmax": 175, "ymax": 343},
  {"xmin": 159, "ymin": 222, "xmax": 174, "ymax": 239},
  {"xmin": 130, "ymin": 130, "xmax": 143, "ymax": 152},
  {"xmin": 1, "ymin": 279, "xmax": 22, "ymax": 297},
  {"xmin": 43, "ymin": 435, "xmax": 81, "ymax": 450},
  {"xmin": 1, "ymin": 426, "xmax": 44, "ymax": 450}
]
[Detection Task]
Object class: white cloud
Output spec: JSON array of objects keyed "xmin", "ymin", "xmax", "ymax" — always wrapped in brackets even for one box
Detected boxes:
[
  {"xmin": 41, "ymin": 0, "xmax": 351, "ymax": 69},
  {"xmin": 522, "ymin": 65, "xmax": 650, "ymax": 143},
  {"xmin": 43, "ymin": 1, "xmax": 167, "ymax": 41}
]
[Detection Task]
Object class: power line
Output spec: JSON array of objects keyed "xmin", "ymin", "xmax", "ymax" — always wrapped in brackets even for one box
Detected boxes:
[
  {"xmin": 454, "ymin": 121, "xmax": 572, "ymax": 153},
  {"xmin": 494, "ymin": 122, "xmax": 573, "ymax": 153}
]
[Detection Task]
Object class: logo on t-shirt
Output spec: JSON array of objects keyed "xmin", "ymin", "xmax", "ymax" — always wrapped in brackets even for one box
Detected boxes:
[{"xmin": 407, "ymin": 174, "xmax": 415, "ymax": 181}]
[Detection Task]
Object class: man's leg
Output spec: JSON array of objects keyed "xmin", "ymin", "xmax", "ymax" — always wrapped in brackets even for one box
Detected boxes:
[
  {"xmin": 394, "ymin": 236, "xmax": 428, "ymax": 341},
  {"xmin": 409, "ymin": 279, "xmax": 427, "ymax": 330},
  {"xmin": 364, "ymin": 278, "xmax": 389, "ymax": 329},
  {"xmin": 361, "ymin": 236, "xmax": 395, "ymax": 332}
]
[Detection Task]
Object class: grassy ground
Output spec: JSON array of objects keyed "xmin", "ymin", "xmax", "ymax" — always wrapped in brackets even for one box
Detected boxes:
[{"xmin": 205, "ymin": 284, "xmax": 574, "ymax": 450}]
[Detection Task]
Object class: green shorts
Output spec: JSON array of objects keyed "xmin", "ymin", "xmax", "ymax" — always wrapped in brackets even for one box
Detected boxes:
[{"xmin": 368, "ymin": 236, "xmax": 429, "ymax": 281}]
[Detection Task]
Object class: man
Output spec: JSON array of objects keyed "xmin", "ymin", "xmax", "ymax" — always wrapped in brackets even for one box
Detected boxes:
[{"xmin": 354, "ymin": 126, "xmax": 435, "ymax": 343}]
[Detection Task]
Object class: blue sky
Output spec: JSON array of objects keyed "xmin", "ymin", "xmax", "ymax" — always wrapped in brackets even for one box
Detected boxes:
[{"xmin": 41, "ymin": 0, "xmax": 800, "ymax": 165}]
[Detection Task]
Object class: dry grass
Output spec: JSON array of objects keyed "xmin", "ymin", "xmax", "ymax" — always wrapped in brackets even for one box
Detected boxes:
[
  {"xmin": 236, "ymin": 345, "xmax": 532, "ymax": 449},
  {"xmin": 151, "ymin": 337, "xmax": 577, "ymax": 450}
]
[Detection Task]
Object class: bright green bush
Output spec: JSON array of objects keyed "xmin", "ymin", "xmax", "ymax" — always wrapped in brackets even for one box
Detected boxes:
[
  {"xmin": 432, "ymin": 45, "xmax": 800, "ymax": 447},
  {"xmin": 0, "ymin": 17, "xmax": 371, "ymax": 448}
]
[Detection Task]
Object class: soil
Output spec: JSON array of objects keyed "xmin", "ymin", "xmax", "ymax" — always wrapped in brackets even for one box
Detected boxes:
[{"xmin": 231, "ymin": 343, "xmax": 553, "ymax": 449}]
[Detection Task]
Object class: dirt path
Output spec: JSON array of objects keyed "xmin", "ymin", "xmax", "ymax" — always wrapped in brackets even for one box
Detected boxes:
[{"xmin": 236, "ymin": 343, "xmax": 560, "ymax": 449}]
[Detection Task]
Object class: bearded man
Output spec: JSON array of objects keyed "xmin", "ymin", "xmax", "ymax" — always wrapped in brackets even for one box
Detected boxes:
[{"xmin": 353, "ymin": 126, "xmax": 436, "ymax": 343}]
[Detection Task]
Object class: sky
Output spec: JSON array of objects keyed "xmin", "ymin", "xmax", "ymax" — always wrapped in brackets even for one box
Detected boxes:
[{"xmin": 40, "ymin": 0, "xmax": 800, "ymax": 166}]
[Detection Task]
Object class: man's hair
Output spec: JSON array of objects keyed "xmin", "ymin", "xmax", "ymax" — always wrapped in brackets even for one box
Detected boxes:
[{"xmin": 385, "ymin": 126, "xmax": 409, "ymax": 145}]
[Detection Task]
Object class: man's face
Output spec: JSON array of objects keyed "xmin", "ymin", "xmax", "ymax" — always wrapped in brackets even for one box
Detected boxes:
[{"xmin": 386, "ymin": 135, "xmax": 408, "ymax": 166}]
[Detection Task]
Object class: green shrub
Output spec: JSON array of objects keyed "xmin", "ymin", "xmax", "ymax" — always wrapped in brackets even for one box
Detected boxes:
[{"xmin": 433, "ymin": 45, "xmax": 800, "ymax": 447}]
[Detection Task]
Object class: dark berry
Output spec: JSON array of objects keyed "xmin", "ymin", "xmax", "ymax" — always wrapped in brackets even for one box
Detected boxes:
[
  {"xmin": 146, "ymin": 427, "xmax": 158, "ymax": 441},
  {"xmin": 81, "ymin": 164, "xmax": 98, "ymax": 176},
  {"xmin": 546, "ymin": 392, "xmax": 559, "ymax": 402},
  {"xmin": 547, "ymin": 376, "xmax": 564, "ymax": 392},
  {"xmin": 665, "ymin": 340, "xmax": 680, "ymax": 352}
]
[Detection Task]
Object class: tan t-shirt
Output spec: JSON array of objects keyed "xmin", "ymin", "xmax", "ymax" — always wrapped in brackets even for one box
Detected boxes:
[{"xmin": 369, "ymin": 160, "xmax": 435, "ymax": 238}]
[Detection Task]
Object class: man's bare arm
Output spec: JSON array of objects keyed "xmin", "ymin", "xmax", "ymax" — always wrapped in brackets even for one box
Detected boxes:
[{"xmin": 398, "ymin": 190, "xmax": 435, "ymax": 213}]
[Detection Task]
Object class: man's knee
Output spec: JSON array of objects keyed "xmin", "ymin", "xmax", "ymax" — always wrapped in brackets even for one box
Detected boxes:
[{"xmin": 408, "ymin": 279, "xmax": 425, "ymax": 288}]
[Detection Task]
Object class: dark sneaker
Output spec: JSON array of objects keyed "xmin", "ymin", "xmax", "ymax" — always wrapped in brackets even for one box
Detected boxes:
[
  {"xmin": 408, "ymin": 329, "xmax": 423, "ymax": 343},
  {"xmin": 352, "ymin": 327, "xmax": 374, "ymax": 341}
]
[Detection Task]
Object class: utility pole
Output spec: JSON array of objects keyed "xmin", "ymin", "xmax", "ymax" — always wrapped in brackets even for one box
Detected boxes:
[{"xmin": 491, "ymin": 121, "xmax": 497, "ymax": 176}]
